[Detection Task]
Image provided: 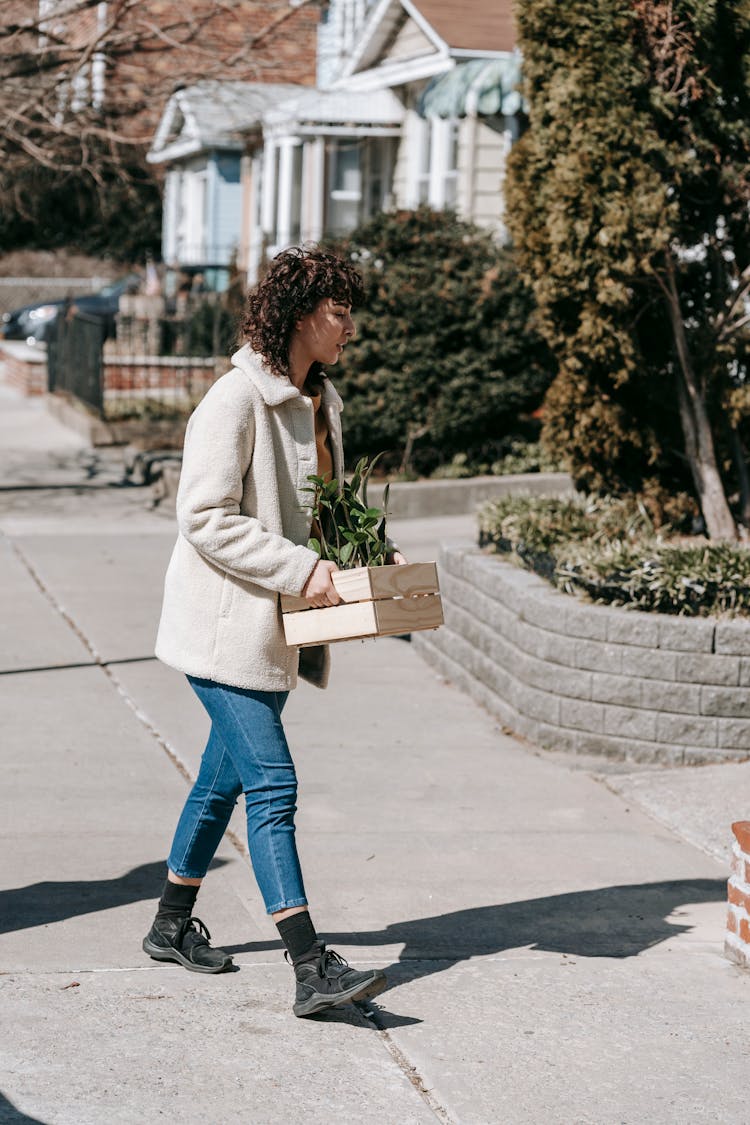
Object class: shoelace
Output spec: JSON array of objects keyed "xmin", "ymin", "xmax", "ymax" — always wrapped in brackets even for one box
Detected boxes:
[
  {"xmin": 317, "ymin": 948, "xmax": 348, "ymax": 978},
  {"xmin": 174, "ymin": 915, "xmax": 212, "ymax": 949}
]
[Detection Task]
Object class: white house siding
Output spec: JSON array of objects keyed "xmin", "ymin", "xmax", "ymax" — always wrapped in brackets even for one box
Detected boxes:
[
  {"xmin": 177, "ymin": 158, "xmax": 209, "ymax": 264},
  {"xmin": 391, "ymin": 102, "xmax": 419, "ymax": 207},
  {"xmin": 382, "ymin": 16, "xmax": 435, "ymax": 64},
  {"xmin": 162, "ymin": 169, "xmax": 181, "ymax": 264},
  {"xmin": 208, "ymin": 153, "xmax": 243, "ymax": 264},
  {"xmin": 464, "ymin": 120, "xmax": 512, "ymax": 230},
  {"xmin": 455, "ymin": 119, "xmax": 509, "ymax": 230}
]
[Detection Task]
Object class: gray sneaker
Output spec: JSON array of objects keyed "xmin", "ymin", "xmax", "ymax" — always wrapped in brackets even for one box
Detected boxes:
[
  {"xmin": 292, "ymin": 941, "xmax": 386, "ymax": 1017},
  {"xmin": 142, "ymin": 914, "xmax": 233, "ymax": 974}
]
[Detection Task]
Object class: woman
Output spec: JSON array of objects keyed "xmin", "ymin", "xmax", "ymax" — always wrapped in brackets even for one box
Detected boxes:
[{"xmin": 144, "ymin": 247, "xmax": 399, "ymax": 1018}]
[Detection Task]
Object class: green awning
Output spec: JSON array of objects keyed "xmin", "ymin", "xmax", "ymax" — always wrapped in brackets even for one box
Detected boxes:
[{"xmin": 417, "ymin": 56, "xmax": 523, "ymax": 119}]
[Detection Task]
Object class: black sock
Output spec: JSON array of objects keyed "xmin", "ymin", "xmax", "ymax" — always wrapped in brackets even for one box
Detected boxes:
[
  {"xmin": 276, "ymin": 911, "xmax": 318, "ymax": 962},
  {"xmin": 156, "ymin": 879, "xmax": 198, "ymax": 918}
]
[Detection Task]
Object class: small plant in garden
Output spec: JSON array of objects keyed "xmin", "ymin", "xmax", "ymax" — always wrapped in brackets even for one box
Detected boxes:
[
  {"xmin": 478, "ymin": 493, "xmax": 750, "ymax": 616},
  {"xmin": 305, "ymin": 455, "xmax": 390, "ymax": 569}
]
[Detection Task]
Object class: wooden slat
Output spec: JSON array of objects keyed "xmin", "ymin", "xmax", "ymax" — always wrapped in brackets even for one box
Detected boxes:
[
  {"xmin": 282, "ymin": 593, "xmax": 443, "ymax": 648},
  {"xmin": 375, "ymin": 594, "xmax": 444, "ymax": 635},
  {"xmin": 280, "ymin": 561, "xmax": 439, "ymax": 613},
  {"xmin": 282, "ymin": 601, "xmax": 379, "ymax": 647}
]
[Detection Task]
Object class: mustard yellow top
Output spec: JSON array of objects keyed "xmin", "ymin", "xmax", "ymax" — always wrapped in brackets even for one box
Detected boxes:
[{"xmin": 306, "ymin": 388, "xmax": 333, "ymax": 483}]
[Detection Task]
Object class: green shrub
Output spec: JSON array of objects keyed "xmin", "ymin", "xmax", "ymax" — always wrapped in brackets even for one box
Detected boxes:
[
  {"xmin": 477, "ymin": 493, "xmax": 750, "ymax": 616},
  {"xmin": 490, "ymin": 440, "xmax": 568, "ymax": 476},
  {"xmin": 558, "ymin": 542, "xmax": 750, "ymax": 617},
  {"xmin": 328, "ymin": 209, "xmax": 555, "ymax": 476}
]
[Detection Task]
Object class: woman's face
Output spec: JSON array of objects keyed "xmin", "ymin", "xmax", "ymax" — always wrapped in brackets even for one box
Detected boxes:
[{"xmin": 294, "ymin": 297, "xmax": 356, "ymax": 366}]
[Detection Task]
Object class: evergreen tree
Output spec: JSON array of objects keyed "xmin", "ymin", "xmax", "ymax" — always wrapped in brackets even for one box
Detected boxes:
[
  {"xmin": 506, "ymin": 0, "xmax": 750, "ymax": 538},
  {"xmin": 330, "ymin": 208, "xmax": 554, "ymax": 476}
]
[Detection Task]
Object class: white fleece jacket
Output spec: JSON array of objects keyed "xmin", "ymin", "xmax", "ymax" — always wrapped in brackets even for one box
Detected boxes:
[{"xmin": 154, "ymin": 344, "xmax": 344, "ymax": 692}]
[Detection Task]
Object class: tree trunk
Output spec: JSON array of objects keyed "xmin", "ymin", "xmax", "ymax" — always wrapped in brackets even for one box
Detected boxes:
[{"xmin": 662, "ymin": 253, "xmax": 738, "ymax": 541}]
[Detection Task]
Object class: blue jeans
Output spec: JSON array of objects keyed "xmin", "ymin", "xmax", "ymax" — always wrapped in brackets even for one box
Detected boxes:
[{"xmin": 167, "ymin": 676, "xmax": 308, "ymax": 914}]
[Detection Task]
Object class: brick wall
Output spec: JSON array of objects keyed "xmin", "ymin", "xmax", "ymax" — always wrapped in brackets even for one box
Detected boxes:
[
  {"xmin": 103, "ymin": 356, "xmax": 220, "ymax": 400},
  {"xmin": 103, "ymin": 1, "xmax": 319, "ymax": 135},
  {"xmin": 414, "ymin": 545, "xmax": 750, "ymax": 764},
  {"xmin": 727, "ymin": 822, "xmax": 750, "ymax": 969},
  {"xmin": 0, "ymin": 343, "xmax": 47, "ymax": 396}
]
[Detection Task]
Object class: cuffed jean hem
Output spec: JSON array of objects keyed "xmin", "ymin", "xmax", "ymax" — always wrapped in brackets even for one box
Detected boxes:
[
  {"xmin": 166, "ymin": 862, "xmax": 211, "ymax": 880},
  {"xmin": 265, "ymin": 895, "xmax": 308, "ymax": 915}
]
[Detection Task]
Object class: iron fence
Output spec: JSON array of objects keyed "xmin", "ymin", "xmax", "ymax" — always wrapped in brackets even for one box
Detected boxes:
[{"xmin": 46, "ymin": 297, "xmax": 236, "ymax": 423}]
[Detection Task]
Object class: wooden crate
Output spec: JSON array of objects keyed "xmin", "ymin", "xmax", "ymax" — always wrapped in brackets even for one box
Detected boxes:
[{"xmin": 281, "ymin": 561, "xmax": 443, "ymax": 647}]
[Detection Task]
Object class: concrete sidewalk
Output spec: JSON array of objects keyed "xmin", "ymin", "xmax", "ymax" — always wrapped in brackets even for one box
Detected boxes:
[{"xmin": 1, "ymin": 384, "xmax": 749, "ymax": 1125}]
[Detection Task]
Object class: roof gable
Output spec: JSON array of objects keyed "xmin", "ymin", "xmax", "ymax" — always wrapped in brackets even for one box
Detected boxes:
[
  {"xmin": 148, "ymin": 81, "xmax": 305, "ymax": 163},
  {"xmin": 340, "ymin": 0, "xmax": 515, "ymax": 88}
]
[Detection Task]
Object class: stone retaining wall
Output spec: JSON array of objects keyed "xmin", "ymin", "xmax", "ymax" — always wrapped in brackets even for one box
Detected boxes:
[{"xmin": 414, "ymin": 544, "xmax": 750, "ymax": 764}]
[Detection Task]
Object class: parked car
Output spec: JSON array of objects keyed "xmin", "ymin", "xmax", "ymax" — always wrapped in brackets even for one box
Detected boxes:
[{"xmin": 1, "ymin": 273, "xmax": 142, "ymax": 345}]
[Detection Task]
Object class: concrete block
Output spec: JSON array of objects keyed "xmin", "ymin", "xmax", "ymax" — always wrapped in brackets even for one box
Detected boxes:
[
  {"xmin": 518, "ymin": 589, "xmax": 570, "ymax": 635},
  {"xmin": 739, "ymin": 658, "xmax": 750, "ymax": 687},
  {"xmin": 574, "ymin": 639, "xmax": 623, "ymax": 674},
  {"xmin": 619, "ymin": 647, "xmax": 677, "ymax": 681},
  {"xmin": 563, "ymin": 602, "xmax": 609, "ymax": 641},
  {"xmin": 683, "ymin": 746, "xmax": 750, "ymax": 765},
  {"xmin": 715, "ymin": 620, "xmax": 750, "ymax": 656},
  {"xmin": 514, "ymin": 682, "xmax": 562, "ymax": 726},
  {"xmin": 441, "ymin": 572, "xmax": 518, "ymax": 640},
  {"xmin": 606, "ymin": 610, "xmax": 660, "ymax": 648},
  {"xmin": 537, "ymin": 628, "xmax": 579, "ymax": 668},
  {"xmin": 603, "ymin": 705, "xmax": 658, "ymax": 742},
  {"xmin": 525, "ymin": 657, "xmax": 593, "ymax": 701},
  {"xmin": 533, "ymin": 722, "xmax": 580, "ymax": 754},
  {"xmin": 656, "ymin": 712, "xmax": 718, "ymax": 748},
  {"xmin": 700, "ymin": 686, "xmax": 750, "ymax": 719},
  {"xmin": 675, "ymin": 653, "xmax": 740, "ymax": 686},
  {"xmin": 658, "ymin": 616, "xmax": 715, "ymax": 653},
  {"xmin": 718, "ymin": 719, "xmax": 750, "ymax": 751},
  {"xmin": 591, "ymin": 672, "xmax": 641, "ymax": 708},
  {"xmin": 559, "ymin": 697, "xmax": 605, "ymax": 733},
  {"xmin": 573, "ymin": 731, "xmax": 685, "ymax": 764},
  {"xmin": 464, "ymin": 556, "xmax": 517, "ymax": 605},
  {"xmin": 639, "ymin": 679, "xmax": 700, "ymax": 715}
]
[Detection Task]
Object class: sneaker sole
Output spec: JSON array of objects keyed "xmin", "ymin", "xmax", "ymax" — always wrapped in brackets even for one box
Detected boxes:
[
  {"xmin": 142, "ymin": 936, "xmax": 233, "ymax": 975},
  {"xmin": 293, "ymin": 970, "xmax": 387, "ymax": 1018}
]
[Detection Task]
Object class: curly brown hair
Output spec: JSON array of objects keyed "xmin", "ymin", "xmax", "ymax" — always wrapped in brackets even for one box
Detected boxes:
[{"xmin": 240, "ymin": 246, "xmax": 365, "ymax": 382}]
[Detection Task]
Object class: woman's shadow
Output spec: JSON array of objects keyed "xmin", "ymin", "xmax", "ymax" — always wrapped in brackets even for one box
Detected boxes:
[{"xmin": 226, "ymin": 876, "xmax": 726, "ymax": 984}]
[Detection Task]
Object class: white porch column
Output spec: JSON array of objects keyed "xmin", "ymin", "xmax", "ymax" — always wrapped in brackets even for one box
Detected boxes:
[
  {"xmin": 276, "ymin": 135, "xmax": 301, "ymax": 250},
  {"xmin": 261, "ymin": 138, "xmax": 278, "ymax": 240},
  {"xmin": 248, "ymin": 153, "xmax": 265, "ymax": 285},
  {"xmin": 429, "ymin": 117, "xmax": 451, "ymax": 208},
  {"xmin": 306, "ymin": 137, "xmax": 326, "ymax": 242}
]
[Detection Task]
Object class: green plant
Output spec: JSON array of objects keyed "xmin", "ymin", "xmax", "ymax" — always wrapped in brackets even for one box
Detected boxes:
[
  {"xmin": 328, "ymin": 208, "xmax": 554, "ymax": 476},
  {"xmin": 506, "ymin": 0, "xmax": 750, "ymax": 539},
  {"xmin": 490, "ymin": 441, "xmax": 567, "ymax": 476},
  {"xmin": 557, "ymin": 541, "xmax": 750, "ymax": 617},
  {"xmin": 306, "ymin": 456, "xmax": 390, "ymax": 569},
  {"xmin": 478, "ymin": 492, "xmax": 750, "ymax": 615}
]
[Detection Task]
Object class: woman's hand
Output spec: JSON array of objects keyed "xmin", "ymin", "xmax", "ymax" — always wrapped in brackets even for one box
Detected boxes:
[
  {"xmin": 390, "ymin": 552, "xmax": 408, "ymax": 565},
  {"xmin": 302, "ymin": 560, "xmax": 342, "ymax": 608}
]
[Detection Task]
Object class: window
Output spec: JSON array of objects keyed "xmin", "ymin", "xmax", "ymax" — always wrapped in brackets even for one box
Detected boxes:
[
  {"xmin": 409, "ymin": 114, "xmax": 460, "ymax": 210},
  {"xmin": 326, "ymin": 140, "xmax": 362, "ymax": 235}
]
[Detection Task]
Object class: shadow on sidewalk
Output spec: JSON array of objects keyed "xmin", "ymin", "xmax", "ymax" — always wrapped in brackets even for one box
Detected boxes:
[
  {"xmin": 226, "ymin": 878, "xmax": 726, "ymax": 966},
  {"xmin": 0, "ymin": 1090, "xmax": 48, "ymax": 1123},
  {"xmin": 0, "ymin": 860, "xmax": 227, "ymax": 935}
]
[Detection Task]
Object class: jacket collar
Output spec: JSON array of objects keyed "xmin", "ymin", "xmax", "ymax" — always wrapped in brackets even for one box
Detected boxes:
[
  {"xmin": 232, "ymin": 343, "xmax": 343, "ymax": 412},
  {"xmin": 231, "ymin": 344, "xmax": 300, "ymax": 406}
]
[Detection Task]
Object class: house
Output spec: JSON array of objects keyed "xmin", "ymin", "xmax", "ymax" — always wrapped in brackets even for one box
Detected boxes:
[{"xmin": 147, "ymin": 0, "xmax": 522, "ymax": 284}]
